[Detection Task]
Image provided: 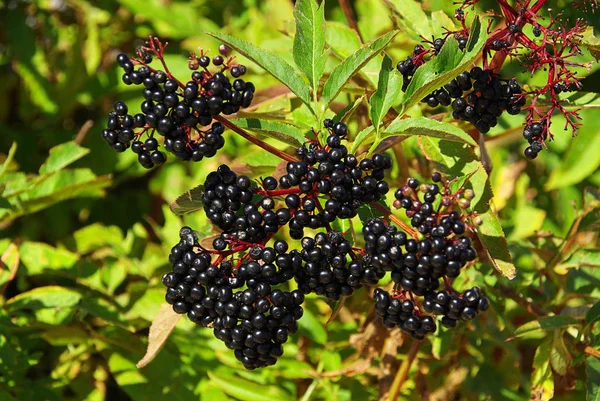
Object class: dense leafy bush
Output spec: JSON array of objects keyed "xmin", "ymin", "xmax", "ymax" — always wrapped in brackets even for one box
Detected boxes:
[{"xmin": 1, "ymin": 1, "xmax": 599, "ymax": 400}]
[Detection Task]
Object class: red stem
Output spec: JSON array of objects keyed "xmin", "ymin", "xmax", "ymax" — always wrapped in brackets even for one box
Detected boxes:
[
  {"xmin": 370, "ymin": 202, "xmax": 419, "ymax": 239},
  {"xmin": 215, "ymin": 115, "xmax": 299, "ymax": 162}
]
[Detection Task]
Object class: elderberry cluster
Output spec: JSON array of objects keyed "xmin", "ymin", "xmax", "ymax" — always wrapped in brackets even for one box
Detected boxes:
[
  {"xmin": 278, "ymin": 120, "xmax": 392, "ymax": 239},
  {"xmin": 163, "ymin": 227, "xmax": 304, "ymax": 370},
  {"xmin": 102, "ymin": 43, "xmax": 255, "ymax": 168},
  {"xmin": 423, "ymin": 286, "xmax": 489, "ymax": 329},
  {"xmin": 396, "ymin": 45, "xmax": 426, "ymax": 91},
  {"xmin": 522, "ymin": 121, "xmax": 546, "ymax": 159},
  {"xmin": 202, "ymin": 165, "xmax": 292, "ymax": 243},
  {"xmin": 365, "ymin": 173, "xmax": 487, "ymax": 339},
  {"xmin": 425, "ymin": 67, "xmax": 525, "ymax": 133},
  {"xmin": 294, "ymin": 231, "xmax": 384, "ymax": 301},
  {"xmin": 373, "ymin": 288, "xmax": 437, "ymax": 340},
  {"xmin": 101, "ymin": 101, "xmax": 167, "ymax": 168}
]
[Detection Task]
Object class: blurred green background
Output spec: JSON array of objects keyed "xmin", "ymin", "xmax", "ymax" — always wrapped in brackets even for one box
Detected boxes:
[{"xmin": 1, "ymin": 1, "xmax": 600, "ymax": 400}]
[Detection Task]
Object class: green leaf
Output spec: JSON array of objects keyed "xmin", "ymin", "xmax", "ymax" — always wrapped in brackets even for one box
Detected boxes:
[
  {"xmin": 293, "ymin": 0, "xmax": 327, "ymax": 91},
  {"xmin": 513, "ymin": 316, "xmax": 578, "ymax": 339},
  {"xmin": 0, "ymin": 142, "xmax": 17, "ymax": 181},
  {"xmin": 546, "ymin": 109, "xmax": 600, "ymax": 190},
  {"xmin": 206, "ymin": 31, "xmax": 313, "ymax": 113},
  {"xmin": 575, "ymin": 27, "xmax": 600, "ymax": 61},
  {"xmin": 350, "ymin": 126, "xmax": 376, "ymax": 153},
  {"xmin": 39, "ymin": 141, "xmax": 90, "ymax": 175},
  {"xmin": 207, "ymin": 372, "xmax": 295, "ymax": 401},
  {"xmin": 401, "ymin": 16, "xmax": 486, "ymax": 113},
  {"xmin": 6, "ymin": 286, "xmax": 82, "ymax": 311},
  {"xmin": 298, "ymin": 308, "xmax": 327, "ymax": 345},
  {"xmin": 531, "ymin": 338, "xmax": 554, "ymax": 401},
  {"xmin": 19, "ymin": 242, "xmax": 79, "ymax": 275},
  {"xmin": 587, "ymin": 357, "xmax": 600, "ymax": 401},
  {"xmin": 169, "ymin": 184, "xmax": 205, "ymax": 216},
  {"xmin": 587, "ymin": 301, "xmax": 600, "ymax": 326},
  {"xmin": 322, "ymin": 30, "xmax": 399, "ymax": 109},
  {"xmin": 357, "ymin": 202, "xmax": 385, "ymax": 222},
  {"xmin": 384, "ymin": 0, "xmax": 433, "ymax": 39},
  {"xmin": 229, "ymin": 118, "xmax": 306, "ymax": 147},
  {"xmin": 73, "ymin": 223, "xmax": 125, "ymax": 254},
  {"xmin": 550, "ymin": 330, "xmax": 571, "ymax": 376},
  {"xmin": 382, "ymin": 117, "xmax": 477, "ymax": 146},
  {"xmin": 418, "ymin": 137, "xmax": 515, "ymax": 278},
  {"xmin": 369, "ymin": 54, "xmax": 402, "ymax": 133},
  {"xmin": 326, "ymin": 22, "xmax": 361, "ymax": 59}
]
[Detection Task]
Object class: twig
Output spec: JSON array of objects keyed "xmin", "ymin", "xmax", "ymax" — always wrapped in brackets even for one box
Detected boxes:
[
  {"xmin": 497, "ymin": 284, "xmax": 547, "ymax": 317},
  {"xmin": 584, "ymin": 346, "xmax": 600, "ymax": 358},
  {"xmin": 371, "ymin": 201, "xmax": 419, "ymax": 239},
  {"xmin": 74, "ymin": 120, "xmax": 94, "ymax": 145},
  {"xmin": 214, "ymin": 115, "xmax": 299, "ymax": 162},
  {"xmin": 339, "ymin": 0, "xmax": 364, "ymax": 43},
  {"xmin": 387, "ymin": 340, "xmax": 422, "ymax": 401}
]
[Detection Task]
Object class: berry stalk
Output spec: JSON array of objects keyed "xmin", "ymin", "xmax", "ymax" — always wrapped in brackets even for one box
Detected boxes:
[{"xmin": 215, "ymin": 115, "xmax": 299, "ymax": 162}]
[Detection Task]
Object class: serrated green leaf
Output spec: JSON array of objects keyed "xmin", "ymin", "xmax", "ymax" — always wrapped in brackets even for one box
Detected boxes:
[
  {"xmin": 293, "ymin": 0, "xmax": 327, "ymax": 91},
  {"xmin": 169, "ymin": 184, "xmax": 204, "ymax": 216},
  {"xmin": 513, "ymin": 316, "xmax": 578, "ymax": 338},
  {"xmin": 6, "ymin": 286, "xmax": 82, "ymax": 311},
  {"xmin": 229, "ymin": 118, "xmax": 306, "ymax": 147},
  {"xmin": 382, "ymin": 117, "xmax": 477, "ymax": 146},
  {"xmin": 384, "ymin": 0, "xmax": 433, "ymax": 39},
  {"xmin": 39, "ymin": 141, "xmax": 90, "ymax": 175},
  {"xmin": 207, "ymin": 372, "xmax": 295, "ymax": 401},
  {"xmin": 322, "ymin": 30, "xmax": 399, "ymax": 109},
  {"xmin": 350, "ymin": 126, "xmax": 376, "ymax": 153},
  {"xmin": 369, "ymin": 54, "xmax": 403, "ymax": 133},
  {"xmin": 206, "ymin": 31, "xmax": 313, "ymax": 113},
  {"xmin": 401, "ymin": 17, "xmax": 486, "ymax": 113},
  {"xmin": 418, "ymin": 137, "xmax": 515, "ymax": 278}
]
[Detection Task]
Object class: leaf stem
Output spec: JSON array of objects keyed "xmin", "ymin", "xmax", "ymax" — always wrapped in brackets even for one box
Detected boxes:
[
  {"xmin": 387, "ymin": 340, "xmax": 422, "ymax": 401},
  {"xmin": 215, "ymin": 116, "xmax": 299, "ymax": 162},
  {"xmin": 371, "ymin": 202, "xmax": 419, "ymax": 239}
]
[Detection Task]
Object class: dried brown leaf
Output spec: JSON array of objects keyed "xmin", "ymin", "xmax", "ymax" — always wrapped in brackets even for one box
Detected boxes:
[{"xmin": 137, "ymin": 303, "xmax": 180, "ymax": 368}]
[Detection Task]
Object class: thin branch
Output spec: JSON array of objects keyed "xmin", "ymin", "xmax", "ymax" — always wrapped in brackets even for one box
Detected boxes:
[
  {"xmin": 371, "ymin": 201, "xmax": 419, "ymax": 239},
  {"xmin": 387, "ymin": 340, "xmax": 422, "ymax": 401},
  {"xmin": 338, "ymin": 0, "xmax": 364, "ymax": 43},
  {"xmin": 215, "ymin": 115, "xmax": 299, "ymax": 162}
]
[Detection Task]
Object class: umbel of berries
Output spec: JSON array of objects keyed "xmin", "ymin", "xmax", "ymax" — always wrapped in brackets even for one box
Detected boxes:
[
  {"xmin": 422, "ymin": 67, "xmax": 525, "ymax": 134},
  {"xmin": 294, "ymin": 231, "xmax": 385, "ymax": 301},
  {"xmin": 366, "ymin": 172, "xmax": 489, "ymax": 339},
  {"xmin": 163, "ymin": 227, "xmax": 304, "ymax": 370},
  {"xmin": 103, "ymin": 37, "xmax": 256, "ymax": 168}
]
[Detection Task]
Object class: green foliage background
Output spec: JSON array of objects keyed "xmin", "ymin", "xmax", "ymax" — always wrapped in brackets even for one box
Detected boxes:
[{"xmin": 0, "ymin": 1, "xmax": 599, "ymax": 400}]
